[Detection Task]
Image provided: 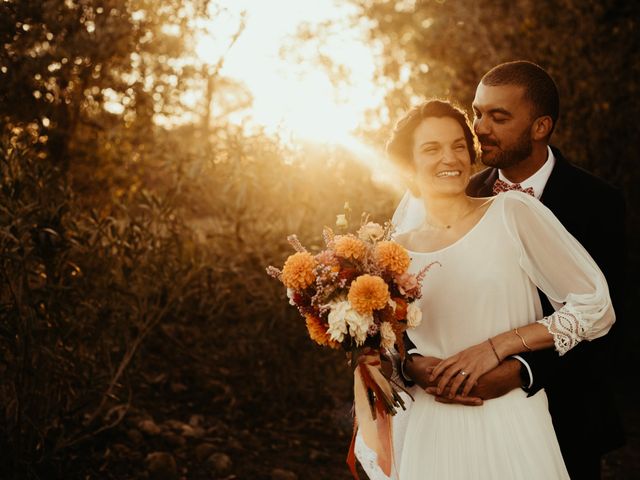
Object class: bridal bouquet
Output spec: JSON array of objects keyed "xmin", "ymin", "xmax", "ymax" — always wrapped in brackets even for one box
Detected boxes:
[{"xmin": 267, "ymin": 211, "xmax": 434, "ymax": 478}]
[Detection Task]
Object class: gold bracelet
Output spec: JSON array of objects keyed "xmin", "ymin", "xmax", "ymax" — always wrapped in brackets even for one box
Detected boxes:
[
  {"xmin": 488, "ymin": 337, "xmax": 502, "ymax": 364},
  {"xmin": 514, "ymin": 328, "xmax": 533, "ymax": 352}
]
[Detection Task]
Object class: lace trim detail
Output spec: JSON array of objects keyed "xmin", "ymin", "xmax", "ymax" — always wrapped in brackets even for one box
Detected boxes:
[
  {"xmin": 355, "ymin": 432, "xmax": 393, "ymax": 480},
  {"xmin": 537, "ymin": 305, "xmax": 587, "ymax": 356}
]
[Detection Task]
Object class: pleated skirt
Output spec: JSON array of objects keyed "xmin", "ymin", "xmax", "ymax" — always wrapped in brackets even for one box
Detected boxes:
[{"xmin": 398, "ymin": 389, "xmax": 569, "ymax": 480}]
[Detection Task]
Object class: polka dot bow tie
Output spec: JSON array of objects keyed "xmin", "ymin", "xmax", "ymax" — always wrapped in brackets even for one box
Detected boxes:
[{"xmin": 492, "ymin": 178, "xmax": 535, "ymax": 197}]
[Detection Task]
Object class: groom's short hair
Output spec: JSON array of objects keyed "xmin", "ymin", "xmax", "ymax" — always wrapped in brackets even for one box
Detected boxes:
[
  {"xmin": 481, "ymin": 61, "xmax": 560, "ymax": 135},
  {"xmin": 386, "ymin": 99, "xmax": 477, "ymax": 171}
]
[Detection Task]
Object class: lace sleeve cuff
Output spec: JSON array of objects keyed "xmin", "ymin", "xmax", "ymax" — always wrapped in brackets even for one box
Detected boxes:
[{"xmin": 537, "ymin": 305, "xmax": 587, "ymax": 356}]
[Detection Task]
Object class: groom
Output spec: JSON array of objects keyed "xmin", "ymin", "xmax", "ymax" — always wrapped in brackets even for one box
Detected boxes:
[{"xmin": 397, "ymin": 61, "xmax": 625, "ymax": 479}]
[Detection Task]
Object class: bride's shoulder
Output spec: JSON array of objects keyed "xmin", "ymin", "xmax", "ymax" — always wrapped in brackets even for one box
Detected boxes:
[
  {"xmin": 496, "ymin": 191, "xmax": 559, "ymax": 231},
  {"xmin": 491, "ymin": 191, "xmax": 543, "ymax": 215},
  {"xmin": 393, "ymin": 229, "xmax": 428, "ymax": 253},
  {"xmin": 471, "ymin": 195, "xmax": 496, "ymax": 210},
  {"xmin": 392, "ymin": 230, "xmax": 413, "ymax": 247},
  {"xmin": 496, "ymin": 190, "xmax": 539, "ymax": 204}
]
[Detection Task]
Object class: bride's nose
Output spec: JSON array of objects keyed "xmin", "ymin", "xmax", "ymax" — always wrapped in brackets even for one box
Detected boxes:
[{"xmin": 440, "ymin": 147, "xmax": 457, "ymax": 164}]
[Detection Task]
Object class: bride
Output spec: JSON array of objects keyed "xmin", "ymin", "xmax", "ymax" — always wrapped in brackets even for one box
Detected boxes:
[{"xmin": 355, "ymin": 99, "xmax": 614, "ymax": 479}]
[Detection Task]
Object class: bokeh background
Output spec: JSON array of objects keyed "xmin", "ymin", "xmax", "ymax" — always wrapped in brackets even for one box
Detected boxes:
[{"xmin": 1, "ymin": 0, "xmax": 638, "ymax": 479}]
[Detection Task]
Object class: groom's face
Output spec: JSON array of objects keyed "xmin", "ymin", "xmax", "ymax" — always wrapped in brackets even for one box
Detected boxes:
[{"xmin": 472, "ymin": 83, "xmax": 535, "ymax": 169}]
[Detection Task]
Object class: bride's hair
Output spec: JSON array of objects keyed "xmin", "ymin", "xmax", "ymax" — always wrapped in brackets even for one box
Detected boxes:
[{"xmin": 386, "ymin": 99, "xmax": 478, "ymax": 172}]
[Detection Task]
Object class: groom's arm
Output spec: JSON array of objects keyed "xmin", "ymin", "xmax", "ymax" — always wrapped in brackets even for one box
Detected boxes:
[
  {"xmin": 406, "ymin": 356, "xmax": 524, "ymax": 403},
  {"xmin": 401, "ymin": 305, "xmax": 533, "ymax": 401},
  {"xmin": 401, "ymin": 327, "xmax": 526, "ymax": 402}
]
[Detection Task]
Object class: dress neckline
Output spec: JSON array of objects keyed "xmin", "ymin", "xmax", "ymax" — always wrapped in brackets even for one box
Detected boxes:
[{"xmin": 402, "ymin": 196, "xmax": 498, "ymax": 255}]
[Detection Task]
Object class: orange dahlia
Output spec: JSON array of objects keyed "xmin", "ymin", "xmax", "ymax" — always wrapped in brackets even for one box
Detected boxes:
[
  {"xmin": 374, "ymin": 241, "xmax": 410, "ymax": 276},
  {"xmin": 334, "ymin": 235, "xmax": 368, "ymax": 261},
  {"xmin": 348, "ymin": 274, "xmax": 390, "ymax": 314},
  {"xmin": 281, "ymin": 252, "xmax": 317, "ymax": 290},
  {"xmin": 306, "ymin": 314, "xmax": 339, "ymax": 348}
]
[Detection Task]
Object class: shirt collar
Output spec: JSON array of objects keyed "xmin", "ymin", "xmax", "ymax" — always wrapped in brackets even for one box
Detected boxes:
[{"xmin": 497, "ymin": 146, "xmax": 556, "ymax": 199}]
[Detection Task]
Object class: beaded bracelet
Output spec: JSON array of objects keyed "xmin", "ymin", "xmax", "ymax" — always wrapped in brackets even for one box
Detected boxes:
[{"xmin": 488, "ymin": 337, "xmax": 502, "ymax": 364}]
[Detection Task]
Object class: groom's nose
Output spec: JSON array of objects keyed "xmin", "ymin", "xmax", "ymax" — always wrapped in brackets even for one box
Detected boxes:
[{"xmin": 474, "ymin": 116, "xmax": 490, "ymax": 136}]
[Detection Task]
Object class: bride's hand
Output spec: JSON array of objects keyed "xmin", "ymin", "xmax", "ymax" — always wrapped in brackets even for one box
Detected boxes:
[{"xmin": 429, "ymin": 340, "xmax": 500, "ymax": 398}]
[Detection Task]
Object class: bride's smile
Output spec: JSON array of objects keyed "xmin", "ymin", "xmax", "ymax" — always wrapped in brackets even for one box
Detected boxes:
[
  {"xmin": 435, "ymin": 170, "xmax": 461, "ymax": 177},
  {"xmin": 411, "ymin": 116, "xmax": 472, "ymax": 197}
]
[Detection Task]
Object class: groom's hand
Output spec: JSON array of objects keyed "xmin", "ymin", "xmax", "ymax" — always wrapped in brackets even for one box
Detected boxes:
[
  {"xmin": 407, "ymin": 355, "xmax": 483, "ymax": 406},
  {"xmin": 426, "ymin": 358, "xmax": 522, "ymax": 405},
  {"xmin": 469, "ymin": 358, "xmax": 522, "ymax": 399},
  {"xmin": 403, "ymin": 355, "xmax": 441, "ymax": 389}
]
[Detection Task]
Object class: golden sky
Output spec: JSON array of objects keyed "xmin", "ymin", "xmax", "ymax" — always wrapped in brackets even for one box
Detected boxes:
[{"xmin": 195, "ymin": 0, "xmax": 384, "ymax": 143}]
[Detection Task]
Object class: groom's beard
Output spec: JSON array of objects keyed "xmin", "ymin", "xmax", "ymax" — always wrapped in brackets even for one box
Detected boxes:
[{"xmin": 478, "ymin": 129, "xmax": 533, "ymax": 169}]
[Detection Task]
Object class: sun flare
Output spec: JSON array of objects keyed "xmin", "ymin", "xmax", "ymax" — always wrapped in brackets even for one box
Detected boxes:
[{"xmin": 194, "ymin": 0, "xmax": 384, "ymax": 144}]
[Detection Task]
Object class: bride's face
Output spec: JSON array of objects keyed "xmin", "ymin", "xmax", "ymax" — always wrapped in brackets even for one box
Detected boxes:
[{"xmin": 411, "ymin": 116, "xmax": 472, "ymax": 197}]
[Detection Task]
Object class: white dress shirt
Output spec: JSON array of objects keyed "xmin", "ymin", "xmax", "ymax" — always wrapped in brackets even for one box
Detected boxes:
[{"xmin": 497, "ymin": 146, "xmax": 556, "ymax": 199}]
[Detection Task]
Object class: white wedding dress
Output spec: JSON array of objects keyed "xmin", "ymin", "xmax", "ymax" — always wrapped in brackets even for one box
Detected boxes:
[{"xmin": 356, "ymin": 191, "xmax": 615, "ymax": 479}]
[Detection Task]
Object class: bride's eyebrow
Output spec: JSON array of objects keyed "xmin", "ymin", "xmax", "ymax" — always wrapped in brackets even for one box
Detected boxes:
[
  {"xmin": 418, "ymin": 141, "xmax": 440, "ymax": 147},
  {"xmin": 418, "ymin": 137, "xmax": 465, "ymax": 148}
]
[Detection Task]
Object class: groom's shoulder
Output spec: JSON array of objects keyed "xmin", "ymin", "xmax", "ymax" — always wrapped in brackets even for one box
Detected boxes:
[{"xmin": 553, "ymin": 148, "xmax": 622, "ymax": 201}]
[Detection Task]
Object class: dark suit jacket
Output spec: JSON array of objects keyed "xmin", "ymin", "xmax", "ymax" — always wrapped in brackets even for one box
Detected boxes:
[{"xmin": 466, "ymin": 146, "xmax": 626, "ymax": 459}]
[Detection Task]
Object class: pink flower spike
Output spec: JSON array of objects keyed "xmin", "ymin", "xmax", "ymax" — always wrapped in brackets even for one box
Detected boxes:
[
  {"xmin": 323, "ymin": 226, "xmax": 335, "ymax": 246},
  {"xmin": 416, "ymin": 261, "xmax": 441, "ymax": 282},
  {"xmin": 287, "ymin": 234, "xmax": 307, "ymax": 253},
  {"xmin": 266, "ymin": 266, "xmax": 282, "ymax": 280}
]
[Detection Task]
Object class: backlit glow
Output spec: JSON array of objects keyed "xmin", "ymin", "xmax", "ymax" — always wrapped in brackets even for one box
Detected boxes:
[{"xmin": 194, "ymin": 0, "xmax": 384, "ymax": 143}]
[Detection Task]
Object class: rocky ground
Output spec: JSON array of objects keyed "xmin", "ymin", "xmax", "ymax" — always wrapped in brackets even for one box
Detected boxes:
[
  {"xmin": 69, "ymin": 376, "xmax": 638, "ymax": 479},
  {"xmin": 69, "ymin": 400, "xmax": 639, "ymax": 480},
  {"xmin": 59, "ymin": 322, "xmax": 639, "ymax": 480}
]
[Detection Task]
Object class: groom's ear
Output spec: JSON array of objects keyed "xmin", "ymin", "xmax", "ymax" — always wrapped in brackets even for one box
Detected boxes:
[{"xmin": 531, "ymin": 115, "xmax": 553, "ymax": 141}]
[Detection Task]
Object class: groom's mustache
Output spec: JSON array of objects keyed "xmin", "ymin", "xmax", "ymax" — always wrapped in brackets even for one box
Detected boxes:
[{"xmin": 477, "ymin": 135, "xmax": 499, "ymax": 147}]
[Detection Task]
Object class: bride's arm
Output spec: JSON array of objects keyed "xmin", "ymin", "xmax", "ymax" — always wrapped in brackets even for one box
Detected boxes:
[
  {"xmin": 425, "ymin": 358, "xmax": 523, "ymax": 403},
  {"xmin": 431, "ymin": 192, "xmax": 615, "ymax": 398},
  {"xmin": 429, "ymin": 326, "xmax": 553, "ymax": 398}
]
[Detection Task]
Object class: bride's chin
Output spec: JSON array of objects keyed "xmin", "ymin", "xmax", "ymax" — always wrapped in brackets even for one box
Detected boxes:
[
  {"xmin": 428, "ymin": 179, "xmax": 468, "ymax": 193},
  {"xmin": 416, "ymin": 176, "xmax": 469, "ymax": 197},
  {"xmin": 420, "ymin": 188, "xmax": 468, "ymax": 200}
]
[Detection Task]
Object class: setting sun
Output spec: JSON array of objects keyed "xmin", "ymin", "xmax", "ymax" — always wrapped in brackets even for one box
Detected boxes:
[{"xmin": 194, "ymin": 0, "xmax": 384, "ymax": 143}]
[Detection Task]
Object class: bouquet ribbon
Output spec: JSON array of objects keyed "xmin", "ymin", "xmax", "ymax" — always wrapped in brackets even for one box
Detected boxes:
[{"xmin": 347, "ymin": 352, "xmax": 396, "ymax": 479}]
